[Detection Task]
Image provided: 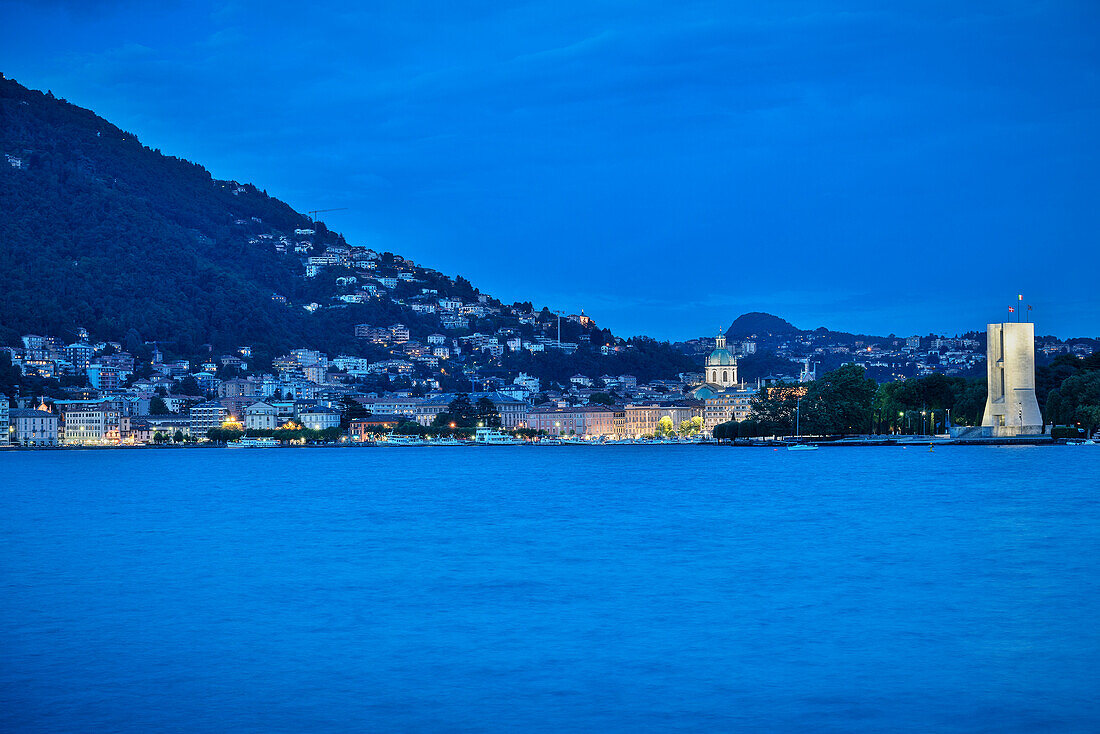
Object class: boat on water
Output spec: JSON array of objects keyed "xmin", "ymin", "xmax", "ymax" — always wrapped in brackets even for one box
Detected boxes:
[
  {"xmin": 787, "ymin": 397, "xmax": 818, "ymax": 451},
  {"xmin": 384, "ymin": 432, "xmax": 427, "ymax": 446},
  {"xmin": 1066, "ymin": 439, "xmax": 1097, "ymax": 446},
  {"xmin": 227, "ymin": 437, "xmax": 280, "ymax": 448},
  {"xmin": 432, "ymin": 437, "xmax": 463, "ymax": 446},
  {"xmin": 474, "ymin": 427, "xmax": 523, "ymax": 445}
]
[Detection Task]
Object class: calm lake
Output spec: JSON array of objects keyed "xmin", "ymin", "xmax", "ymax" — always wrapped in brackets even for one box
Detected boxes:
[{"xmin": 2, "ymin": 445, "xmax": 1098, "ymax": 732}]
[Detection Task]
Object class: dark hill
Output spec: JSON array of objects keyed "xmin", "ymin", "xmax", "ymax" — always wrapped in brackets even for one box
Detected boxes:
[
  {"xmin": 0, "ymin": 76, "xmax": 418, "ymax": 360},
  {"xmin": 725, "ymin": 312, "xmax": 800, "ymax": 339}
]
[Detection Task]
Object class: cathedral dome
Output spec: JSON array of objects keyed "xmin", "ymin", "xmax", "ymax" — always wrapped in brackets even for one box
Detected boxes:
[{"xmin": 707, "ymin": 348, "xmax": 736, "ymax": 367}]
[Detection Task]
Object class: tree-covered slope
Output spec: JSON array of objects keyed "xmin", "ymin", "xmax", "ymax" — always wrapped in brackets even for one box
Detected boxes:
[{"xmin": 0, "ymin": 75, "xmax": 368, "ymax": 356}]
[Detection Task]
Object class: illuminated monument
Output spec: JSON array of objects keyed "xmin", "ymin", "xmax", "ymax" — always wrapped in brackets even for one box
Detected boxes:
[{"xmin": 981, "ymin": 321, "xmax": 1043, "ymax": 436}]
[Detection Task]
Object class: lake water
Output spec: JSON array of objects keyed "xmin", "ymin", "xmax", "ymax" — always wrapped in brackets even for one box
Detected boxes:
[{"xmin": 1, "ymin": 445, "xmax": 1098, "ymax": 732}]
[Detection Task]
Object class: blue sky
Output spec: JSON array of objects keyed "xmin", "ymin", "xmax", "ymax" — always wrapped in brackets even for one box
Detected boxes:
[{"xmin": 2, "ymin": 0, "xmax": 1099, "ymax": 339}]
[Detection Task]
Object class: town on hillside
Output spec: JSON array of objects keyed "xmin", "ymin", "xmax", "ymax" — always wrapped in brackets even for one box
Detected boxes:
[{"xmin": 2, "ymin": 313, "xmax": 1098, "ymax": 447}]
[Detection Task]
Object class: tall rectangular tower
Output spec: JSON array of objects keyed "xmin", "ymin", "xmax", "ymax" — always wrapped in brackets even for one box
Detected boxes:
[{"xmin": 982, "ymin": 322, "xmax": 1043, "ymax": 436}]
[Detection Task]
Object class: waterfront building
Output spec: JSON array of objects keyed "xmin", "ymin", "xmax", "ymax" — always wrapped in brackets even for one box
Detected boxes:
[
  {"xmin": 121, "ymin": 417, "xmax": 154, "ymax": 444},
  {"xmin": 190, "ymin": 401, "xmax": 228, "ymax": 436},
  {"xmin": 526, "ymin": 405, "xmax": 617, "ymax": 437},
  {"xmin": 11, "ymin": 406, "xmax": 59, "ymax": 447},
  {"xmin": 0, "ymin": 395, "xmax": 9, "ymax": 447},
  {"xmin": 299, "ymin": 405, "xmax": 341, "ymax": 431},
  {"xmin": 348, "ymin": 415, "xmax": 403, "ymax": 441},
  {"xmin": 359, "ymin": 396, "xmax": 423, "ymax": 417},
  {"xmin": 623, "ymin": 403, "xmax": 701, "ymax": 437},
  {"xmin": 146, "ymin": 416, "xmax": 192, "ymax": 438},
  {"xmin": 120, "ymin": 416, "xmax": 188, "ymax": 443},
  {"xmin": 982, "ymin": 321, "xmax": 1043, "ymax": 436},
  {"xmin": 62, "ymin": 408, "xmax": 111, "ymax": 445},
  {"xmin": 415, "ymin": 392, "xmax": 529, "ymax": 429},
  {"xmin": 244, "ymin": 401, "xmax": 278, "ymax": 431},
  {"xmin": 703, "ymin": 387, "xmax": 756, "ymax": 433}
]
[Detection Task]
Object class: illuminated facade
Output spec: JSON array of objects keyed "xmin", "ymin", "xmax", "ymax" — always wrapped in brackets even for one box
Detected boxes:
[
  {"xmin": 62, "ymin": 407, "xmax": 120, "ymax": 445},
  {"xmin": 703, "ymin": 387, "xmax": 756, "ymax": 433},
  {"xmin": 982, "ymin": 322, "xmax": 1043, "ymax": 436},
  {"xmin": 527, "ymin": 405, "xmax": 617, "ymax": 437}
]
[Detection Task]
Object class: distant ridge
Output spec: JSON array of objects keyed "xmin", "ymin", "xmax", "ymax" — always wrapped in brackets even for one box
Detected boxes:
[{"xmin": 724, "ymin": 312, "xmax": 800, "ymax": 339}]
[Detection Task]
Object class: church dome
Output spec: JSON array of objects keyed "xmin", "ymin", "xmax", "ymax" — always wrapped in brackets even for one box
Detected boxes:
[{"xmin": 707, "ymin": 348, "xmax": 736, "ymax": 367}]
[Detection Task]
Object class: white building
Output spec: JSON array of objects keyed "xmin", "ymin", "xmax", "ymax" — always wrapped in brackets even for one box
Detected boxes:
[
  {"xmin": 62, "ymin": 408, "xmax": 110, "ymax": 445},
  {"xmin": 11, "ymin": 407, "xmax": 60, "ymax": 447},
  {"xmin": 245, "ymin": 401, "xmax": 278, "ymax": 431},
  {"xmin": 299, "ymin": 406, "xmax": 341, "ymax": 431}
]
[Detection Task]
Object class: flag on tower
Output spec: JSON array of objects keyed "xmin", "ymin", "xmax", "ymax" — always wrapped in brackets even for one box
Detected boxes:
[{"xmin": 1008, "ymin": 306, "xmax": 1015, "ymax": 313}]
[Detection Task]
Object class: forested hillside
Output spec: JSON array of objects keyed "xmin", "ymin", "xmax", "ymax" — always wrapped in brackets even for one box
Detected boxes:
[{"xmin": 0, "ymin": 76, "xmax": 349, "ymax": 353}]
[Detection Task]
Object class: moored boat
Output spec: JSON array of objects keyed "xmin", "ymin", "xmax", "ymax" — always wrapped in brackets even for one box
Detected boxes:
[
  {"xmin": 227, "ymin": 437, "xmax": 280, "ymax": 448},
  {"xmin": 384, "ymin": 432, "xmax": 427, "ymax": 446},
  {"xmin": 474, "ymin": 428, "xmax": 522, "ymax": 445}
]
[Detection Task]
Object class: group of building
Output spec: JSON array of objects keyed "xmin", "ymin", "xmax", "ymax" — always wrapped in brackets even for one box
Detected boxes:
[
  {"xmin": 0, "ymin": 314, "xmax": 1075, "ymax": 447},
  {"xmin": 0, "ymin": 325, "xmax": 767, "ymax": 446}
]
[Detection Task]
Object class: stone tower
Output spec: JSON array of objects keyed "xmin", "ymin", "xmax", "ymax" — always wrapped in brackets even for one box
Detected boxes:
[{"xmin": 982, "ymin": 322, "xmax": 1043, "ymax": 436}]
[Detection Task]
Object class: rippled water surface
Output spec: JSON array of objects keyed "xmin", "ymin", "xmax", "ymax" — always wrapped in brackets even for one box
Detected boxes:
[{"xmin": 2, "ymin": 445, "xmax": 1099, "ymax": 732}]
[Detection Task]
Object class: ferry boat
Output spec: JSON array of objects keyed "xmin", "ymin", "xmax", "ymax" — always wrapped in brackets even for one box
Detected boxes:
[
  {"xmin": 474, "ymin": 427, "xmax": 522, "ymax": 445},
  {"xmin": 227, "ymin": 437, "xmax": 280, "ymax": 448},
  {"xmin": 433, "ymin": 437, "xmax": 463, "ymax": 446},
  {"xmin": 384, "ymin": 432, "xmax": 426, "ymax": 446}
]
